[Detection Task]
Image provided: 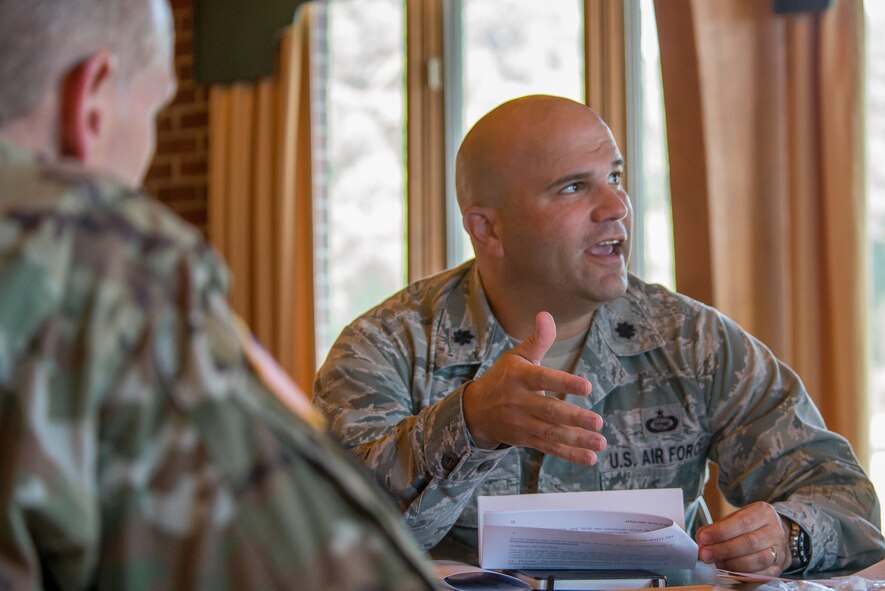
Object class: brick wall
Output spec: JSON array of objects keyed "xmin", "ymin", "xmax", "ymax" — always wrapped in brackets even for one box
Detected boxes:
[{"xmin": 144, "ymin": 0, "xmax": 209, "ymax": 234}]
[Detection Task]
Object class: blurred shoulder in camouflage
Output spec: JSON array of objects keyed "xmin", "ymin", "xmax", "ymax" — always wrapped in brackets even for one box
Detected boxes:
[
  {"xmin": 314, "ymin": 95, "xmax": 885, "ymax": 575},
  {"xmin": 0, "ymin": 1, "xmax": 435, "ymax": 589}
]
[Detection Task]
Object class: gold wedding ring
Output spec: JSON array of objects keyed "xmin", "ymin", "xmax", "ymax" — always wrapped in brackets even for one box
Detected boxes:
[{"xmin": 769, "ymin": 546, "xmax": 778, "ymax": 566}]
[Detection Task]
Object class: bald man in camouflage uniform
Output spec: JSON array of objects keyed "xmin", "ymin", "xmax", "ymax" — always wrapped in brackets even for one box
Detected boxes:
[
  {"xmin": 0, "ymin": 0, "xmax": 436, "ymax": 589},
  {"xmin": 314, "ymin": 96, "xmax": 885, "ymax": 576}
]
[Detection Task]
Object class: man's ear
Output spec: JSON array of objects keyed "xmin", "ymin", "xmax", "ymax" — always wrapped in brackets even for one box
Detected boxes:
[
  {"xmin": 60, "ymin": 52, "xmax": 115, "ymax": 162},
  {"xmin": 463, "ymin": 206, "xmax": 504, "ymax": 258}
]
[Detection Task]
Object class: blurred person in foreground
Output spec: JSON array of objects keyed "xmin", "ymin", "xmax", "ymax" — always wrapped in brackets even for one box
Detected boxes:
[
  {"xmin": 314, "ymin": 95, "xmax": 885, "ymax": 576},
  {"xmin": 0, "ymin": 0, "xmax": 436, "ymax": 588}
]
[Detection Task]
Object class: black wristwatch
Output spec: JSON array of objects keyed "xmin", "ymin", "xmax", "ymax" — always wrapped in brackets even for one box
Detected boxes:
[{"xmin": 787, "ymin": 519, "xmax": 811, "ymax": 571}]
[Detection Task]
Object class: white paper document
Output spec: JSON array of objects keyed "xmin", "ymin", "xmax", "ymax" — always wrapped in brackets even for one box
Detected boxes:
[{"xmin": 478, "ymin": 489, "xmax": 698, "ymax": 571}]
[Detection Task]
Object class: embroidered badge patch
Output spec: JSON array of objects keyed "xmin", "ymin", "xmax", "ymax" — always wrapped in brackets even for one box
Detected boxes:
[{"xmin": 640, "ymin": 404, "xmax": 682, "ymax": 435}]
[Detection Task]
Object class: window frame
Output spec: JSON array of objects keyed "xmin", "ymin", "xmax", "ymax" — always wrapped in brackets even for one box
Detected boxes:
[{"xmin": 406, "ymin": 0, "xmax": 645, "ymax": 281}]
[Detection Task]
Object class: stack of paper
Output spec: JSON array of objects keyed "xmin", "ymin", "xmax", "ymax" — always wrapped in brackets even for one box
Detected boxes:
[{"xmin": 477, "ymin": 489, "xmax": 698, "ymax": 571}]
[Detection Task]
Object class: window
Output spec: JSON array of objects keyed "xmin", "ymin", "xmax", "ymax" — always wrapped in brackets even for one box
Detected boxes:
[
  {"xmin": 865, "ymin": 1, "xmax": 885, "ymax": 497},
  {"xmin": 627, "ymin": 0, "xmax": 673, "ymax": 289},
  {"xmin": 313, "ymin": 0, "xmax": 408, "ymax": 360},
  {"xmin": 313, "ymin": 0, "xmax": 675, "ymax": 358},
  {"xmin": 445, "ymin": 0, "xmax": 585, "ymax": 265},
  {"xmin": 444, "ymin": 0, "xmax": 674, "ymax": 289}
]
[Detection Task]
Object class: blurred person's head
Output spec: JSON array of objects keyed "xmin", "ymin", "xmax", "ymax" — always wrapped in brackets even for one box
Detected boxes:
[
  {"xmin": 456, "ymin": 95, "xmax": 632, "ymax": 331},
  {"xmin": 0, "ymin": 0, "xmax": 177, "ymax": 187}
]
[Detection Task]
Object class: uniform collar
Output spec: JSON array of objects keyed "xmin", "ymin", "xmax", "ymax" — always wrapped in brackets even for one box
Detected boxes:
[
  {"xmin": 433, "ymin": 265, "xmax": 665, "ymax": 384},
  {"xmin": 595, "ymin": 276, "xmax": 666, "ymax": 356},
  {"xmin": 577, "ymin": 276, "xmax": 666, "ymax": 404},
  {"xmin": 434, "ymin": 262, "xmax": 507, "ymax": 371}
]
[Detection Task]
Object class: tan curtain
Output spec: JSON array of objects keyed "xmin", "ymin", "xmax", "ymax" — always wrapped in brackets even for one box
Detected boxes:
[
  {"xmin": 655, "ymin": 0, "xmax": 866, "ymax": 515},
  {"xmin": 584, "ymin": 0, "xmax": 628, "ymax": 164},
  {"xmin": 208, "ymin": 5, "xmax": 317, "ymax": 393}
]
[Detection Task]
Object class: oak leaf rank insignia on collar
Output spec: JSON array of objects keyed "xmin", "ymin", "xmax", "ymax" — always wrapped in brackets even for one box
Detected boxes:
[
  {"xmin": 615, "ymin": 321, "xmax": 637, "ymax": 339},
  {"xmin": 452, "ymin": 329, "xmax": 475, "ymax": 345}
]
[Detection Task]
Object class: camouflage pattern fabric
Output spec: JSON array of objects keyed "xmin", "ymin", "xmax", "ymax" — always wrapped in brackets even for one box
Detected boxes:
[
  {"xmin": 314, "ymin": 260, "xmax": 885, "ymax": 574},
  {"xmin": 0, "ymin": 139, "xmax": 436, "ymax": 591}
]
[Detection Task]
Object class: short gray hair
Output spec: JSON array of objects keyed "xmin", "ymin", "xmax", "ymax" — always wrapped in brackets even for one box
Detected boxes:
[{"xmin": 0, "ymin": 0, "xmax": 171, "ymax": 126}]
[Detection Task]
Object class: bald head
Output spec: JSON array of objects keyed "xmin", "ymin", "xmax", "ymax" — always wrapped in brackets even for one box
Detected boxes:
[
  {"xmin": 455, "ymin": 95, "xmax": 631, "ymax": 335},
  {"xmin": 455, "ymin": 95, "xmax": 616, "ymax": 211}
]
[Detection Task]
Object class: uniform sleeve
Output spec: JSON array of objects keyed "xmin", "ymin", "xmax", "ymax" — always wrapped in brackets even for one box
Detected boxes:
[
  {"xmin": 0, "ymin": 210, "xmax": 110, "ymax": 589},
  {"xmin": 698, "ymin": 308, "xmax": 885, "ymax": 573},
  {"xmin": 314, "ymin": 320, "xmax": 510, "ymax": 549},
  {"xmin": 0, "ymin": 197, "xmax": 434, "ymax": 590}
]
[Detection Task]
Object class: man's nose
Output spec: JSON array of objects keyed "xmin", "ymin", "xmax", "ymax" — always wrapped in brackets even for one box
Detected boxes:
[{"xmin": 590, "ymin": 184, "xmax": 630, "ymax": 223}]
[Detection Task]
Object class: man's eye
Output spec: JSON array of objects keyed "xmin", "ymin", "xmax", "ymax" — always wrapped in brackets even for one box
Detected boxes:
[
  {"xmin": 608, "ymin": 171, "xmax": 623, "ymax": 186},
  {"xmin": 561, "ymin": 183, "xmax": 580, "ymax": 194}
]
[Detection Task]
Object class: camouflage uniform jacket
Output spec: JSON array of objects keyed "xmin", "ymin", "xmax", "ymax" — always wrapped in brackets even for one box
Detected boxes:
[
  {"xmin": 314, "ymin": 260, "xmax": 885, "ymax": 573},
  {"xmin": 0, "ymin": 139, "xmax": 436, "ymax": 591}
]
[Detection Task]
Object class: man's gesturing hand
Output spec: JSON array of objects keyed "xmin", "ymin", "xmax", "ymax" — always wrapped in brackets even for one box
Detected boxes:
[
  {"xmin": 696, "ymin": 502, "xmax": 792, "ymax": 576},
  {"xmin": 462, "ymin": 311, "xmax": 606, "ymax": 465}
]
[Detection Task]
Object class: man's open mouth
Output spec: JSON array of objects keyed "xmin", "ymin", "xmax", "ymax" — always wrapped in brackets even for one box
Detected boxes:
[{"xmin": 587, "ymin": 239, "xmax": 625, "ymax": 257}]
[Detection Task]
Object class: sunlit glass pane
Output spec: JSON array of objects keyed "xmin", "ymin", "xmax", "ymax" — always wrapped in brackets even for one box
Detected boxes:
[
  {"xmin": 633, "ymin": 0, "xmax": 674, "ymax": 289},
  {"xmin": 315, "ymin": 0, "xmax": 407, "ymax": 361},
  {"xmin": 865, "ymin": 0, "xmax": 885, "ymax": 499},
  {"xmin": 449, "ymin": 0, "xmax": 584, "ymax": 265}
]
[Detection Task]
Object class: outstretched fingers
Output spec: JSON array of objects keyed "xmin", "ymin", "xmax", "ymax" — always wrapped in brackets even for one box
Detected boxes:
[
  {"xmin": 520, "ymin": 414, "xmax": 607, "ymax": 465},
  {"xmin": 522, "ymin": 391, "xmax": 602, "ymax": 431},
  {"xmin": 518, "ymin": 363, "xmax": 593, "ymax": 398},
  {"xmin": 463, "ymin": 310, "xmax": 603, "ymax": 457}
]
